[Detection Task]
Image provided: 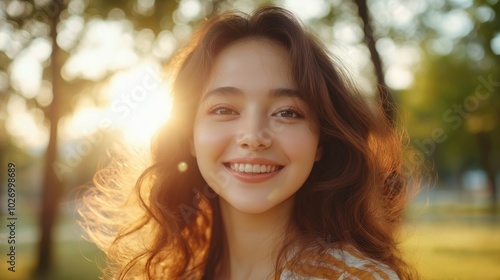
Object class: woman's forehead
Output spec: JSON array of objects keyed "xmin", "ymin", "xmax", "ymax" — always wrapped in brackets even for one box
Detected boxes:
[{"xmin": 203, "ymin": 38, "xmax": 296, "ymax": 94}]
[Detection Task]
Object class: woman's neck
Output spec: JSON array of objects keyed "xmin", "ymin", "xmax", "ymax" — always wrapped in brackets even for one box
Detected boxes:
[{"xmin": 217, "ymin": 196, "xmax": 296, "ymax": 280}]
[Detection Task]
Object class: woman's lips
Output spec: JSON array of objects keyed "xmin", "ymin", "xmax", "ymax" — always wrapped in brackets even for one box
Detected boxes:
[{"xmin": 223, "ymin": 162, "xmax": 283, "ymax": 183}]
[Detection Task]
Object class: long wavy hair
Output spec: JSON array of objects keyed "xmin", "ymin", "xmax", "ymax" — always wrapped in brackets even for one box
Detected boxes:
[{"xmin": 79, "ymin": 6, "xmax": 420, "ymax": 279}]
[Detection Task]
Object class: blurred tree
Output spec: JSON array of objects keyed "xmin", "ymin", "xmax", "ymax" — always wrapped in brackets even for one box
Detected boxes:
[
  {"xmin": 38, "ymin": 0, "xmax": 64, "ymax": 273},
  {"xmin": 353, "ymin": 0, "xmax": 395, "ymax": 123},
  {"xmin": 400, "ymin": 0, "xmax": 499, "ymax": 207}
]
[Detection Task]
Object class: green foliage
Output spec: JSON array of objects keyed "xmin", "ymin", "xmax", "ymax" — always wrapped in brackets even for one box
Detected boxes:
[{"xmin": 399, "ymin": 0, "xmax": 500, "ymax": 182}]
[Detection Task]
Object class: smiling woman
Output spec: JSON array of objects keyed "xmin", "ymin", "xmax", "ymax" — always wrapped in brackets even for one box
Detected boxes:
[{"xmin": 79, "ymin": 6, "xmax": 420, "ymax": 280}]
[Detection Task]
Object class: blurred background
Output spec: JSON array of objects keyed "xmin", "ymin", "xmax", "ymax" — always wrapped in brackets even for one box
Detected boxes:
[{"xmin": 0, "ymin": 0, "xmax": 498, "ymax": 279}]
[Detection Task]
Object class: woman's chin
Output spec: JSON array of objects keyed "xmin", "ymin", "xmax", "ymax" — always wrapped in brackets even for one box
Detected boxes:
[{"xmin": 219, "ymin": 194, "xmax": 294, "ymax": 215}]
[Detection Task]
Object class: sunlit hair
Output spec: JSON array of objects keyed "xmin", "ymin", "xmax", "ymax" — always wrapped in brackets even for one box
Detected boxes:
[{"xmin": 80, "ymin": 6, "xmax": 420, "ymax": 279}]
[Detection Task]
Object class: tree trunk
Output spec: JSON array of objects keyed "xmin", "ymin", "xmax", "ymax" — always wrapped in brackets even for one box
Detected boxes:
[
  {"xmin": 476, "ymin": 132, "xmax": 497, "ymax": 211},
  {"xmin": 36, "ymin": 0, "xmax": 64, "ymax": 274},
  {"xmin": 353, "ymin": 0, "xmax": 395, "ymax": 124}
]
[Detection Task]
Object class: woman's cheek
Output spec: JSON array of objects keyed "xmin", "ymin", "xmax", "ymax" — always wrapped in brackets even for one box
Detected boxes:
[
  {"xmin": 193, "ymin": 120, "xmax": 235, "ymax": 165},
  {"xmin": 277, "ymin": 125, "xmax": 319, "ymax": 152},
  {"xmin": 196, "ymin": 117, "xmax": 235, "ymax": 138}
]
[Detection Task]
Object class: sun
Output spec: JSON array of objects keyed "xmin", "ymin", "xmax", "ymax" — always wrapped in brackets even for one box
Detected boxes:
[
  {"xmin": 57, "ymin": 62, "xmax": 173, "ymax": 150},
  {"xmin": 106, "ymin": 62, "xmax": 173, "ymax": 146},
  {"xmin": 118, "ymin": 90, "xmax": 172, "ymax": 145}
]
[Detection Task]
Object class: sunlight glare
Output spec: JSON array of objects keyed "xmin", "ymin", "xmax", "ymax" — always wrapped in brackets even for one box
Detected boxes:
[
  {"xmin": 62, "ymin": 19, "xmax": 137, "ymax": 81},
  {"xmin": 57, "ymin": 63, "xmax": 172, "ymax": 149},
  {"xmin": 438, "ymin": 9, "xmax": 473, "ymax": 39},
  {"xmin": 58, "ymin": 97, "xmax": 108, "ymax": 140},
  {"xmin": 6, "ymin": 95, "xmax": 49, "ymax": 154},
  {"xmin": 491, "ymin": 33, "xmax": 500, "ymax": 55},
  {"xmin": 385, "ymin": 65, "xmax": 413, "ymax": 90},
  {"xmin": 106, "ymin": 63, "xmax": 172, "ymax": 146},
  {"xmin": 10, "ymin": 37, "xmax": 51, "ymax": 98},
  {"xmin": 281, "ymin": 0, "xmax": 330, "ymax": 20},
  {"xmin": 179, "ymin": 0, "xmax": 201, "ymax": 21}
]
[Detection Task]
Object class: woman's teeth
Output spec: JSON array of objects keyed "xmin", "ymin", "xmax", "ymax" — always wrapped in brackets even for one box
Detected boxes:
[{"xmin": 229, "ymin": 163, "xmax": 279, "ymax": 173}]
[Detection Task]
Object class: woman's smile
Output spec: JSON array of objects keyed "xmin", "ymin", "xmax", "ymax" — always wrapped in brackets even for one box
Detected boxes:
[{"xmin": 223, "ymin": 158, "xmax": 285, "ymax": 183}]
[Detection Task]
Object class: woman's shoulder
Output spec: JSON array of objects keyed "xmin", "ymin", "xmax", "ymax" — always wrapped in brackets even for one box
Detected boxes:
[{"xmin": 279, "ymin": 245, "xmax": 400, "ymax": 280}]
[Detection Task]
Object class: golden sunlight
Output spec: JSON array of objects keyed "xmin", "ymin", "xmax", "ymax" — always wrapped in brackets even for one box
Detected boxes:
[
  {"xmin": 58, "ymin": 62, "xmax": 172, "ymax": 151},
  {"xmin": 106, "ymin": 63, "xmax": 172, "ymax": 146}
]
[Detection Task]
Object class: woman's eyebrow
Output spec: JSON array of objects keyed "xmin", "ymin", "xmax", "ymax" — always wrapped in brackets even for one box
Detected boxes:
[
  {"xmin": 202, "ymin": 87, "xmax": 301, "ymax": 102},
  {"xmin": 202, "ymin": 87, "xmax": 243, "ymax": 102},
  {"xmin": 269, "ymin": 88, "xmax": 301, "ymax": 98}
]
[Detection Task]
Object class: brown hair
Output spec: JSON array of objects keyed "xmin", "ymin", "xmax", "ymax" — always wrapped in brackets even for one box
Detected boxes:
[{"xmin": 80, "ymin": 6, "xmax": 419, "ymax": 279}]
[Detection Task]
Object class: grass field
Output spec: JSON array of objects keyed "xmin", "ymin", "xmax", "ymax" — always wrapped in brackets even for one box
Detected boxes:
[
  {"xmin": 1, "ymin": 210, "xmax": 499, "ymax": 279},
  {"xmin": 402, "ymin": 220, "xmax": 500, "ymax": 280}
]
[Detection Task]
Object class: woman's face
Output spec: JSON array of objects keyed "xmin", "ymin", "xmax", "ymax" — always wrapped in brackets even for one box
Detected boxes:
[{"xmin": 192, "ymin": 39, "xmax": 321, "ymax": 214}]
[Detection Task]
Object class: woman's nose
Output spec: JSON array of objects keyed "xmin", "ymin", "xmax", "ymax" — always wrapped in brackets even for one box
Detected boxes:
[{"xmin": 235, "ymin": 116, "xmax": 273, "ymax": 151}]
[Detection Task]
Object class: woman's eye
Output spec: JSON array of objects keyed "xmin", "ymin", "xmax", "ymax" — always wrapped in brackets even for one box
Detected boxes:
[
  {"xmin": 211, "ymin": 107, "xmax": 237, "ymax": 115},
  {"xmin": 274, "ymin": 109, "xmax": 301, "ymax": 118}
]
